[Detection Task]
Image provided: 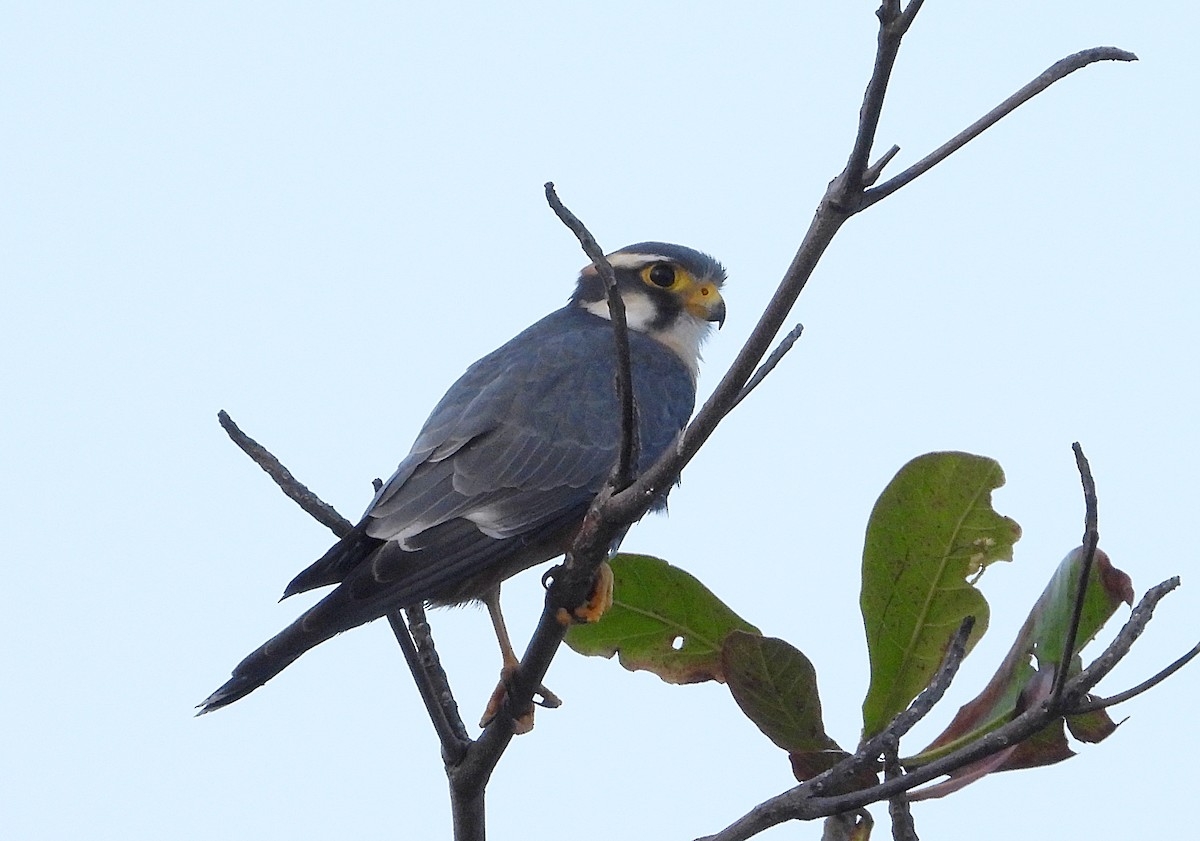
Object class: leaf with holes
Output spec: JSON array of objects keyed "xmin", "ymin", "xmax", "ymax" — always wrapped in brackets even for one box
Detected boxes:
[
  {"xmin": 565, "ymin": 554, "xmax": 760, "ymax": 683},
  {"xmin": 860, "ymin": 452, "xmax": 1021, "ymax": 739}
]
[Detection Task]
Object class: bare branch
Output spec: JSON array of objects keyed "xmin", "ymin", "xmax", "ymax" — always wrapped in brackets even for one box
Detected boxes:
[
  {"xmin": 1070, "ymin": 639, "xmax": 1200, "ymax": 714},
  {"xmin": 1052, "ymin": 442, "xmax": 1101, "ymax": 701},
  {"xmin": 814, "ymin": 617, "xmax": 973, "ymax": 795},
  {"xmin": 218, "ymin": 8, "xmax": 1145, "ymax": 841},
  {"xmin": 218, "ymin": 409, "xmax": 352, "ymax": 537},
  {"xmin": 1065, "ymin": 576, "xmax": 1181, "ymax": 700},
  {"xmin": 844, "ymin": 0, "xmax": 925, "ymax": 189},
  {"xmin": 730, "ymin": 323, "xmax": 804, "ymax": 410},
  {"xmin": 863, "ymin": 145, "xmax": 901, "ymax": 187},
  {"xmin": 387, "ymin": 609, "xmax": 471, "ymax": 765},
  {"xmin": 883, "ymin": 737, "xmax": 917, "ymax": 841},
  {"xmin": 862, "ymin": 47, "xmax": 1138, "ymax": 209},
  {"xmin": 544, "ymin": 182, "xmax": 639, "ymax": 489}
]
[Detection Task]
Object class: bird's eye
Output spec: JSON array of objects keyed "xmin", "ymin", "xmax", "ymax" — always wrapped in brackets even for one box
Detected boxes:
[{"xmin": 646, "ymin": 263, "xmax": 676, "ymax": 288}]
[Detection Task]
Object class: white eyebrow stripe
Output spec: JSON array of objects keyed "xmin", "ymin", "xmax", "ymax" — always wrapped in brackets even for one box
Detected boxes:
[{"xmin": 602, "ymin": 253, "xmax": 670, "ymax": 270}]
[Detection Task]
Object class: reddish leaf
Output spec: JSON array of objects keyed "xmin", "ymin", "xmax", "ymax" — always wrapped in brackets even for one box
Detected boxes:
[{"xmin": 908, "ymin": 547, "xmax": 1130, "ymax": 794}]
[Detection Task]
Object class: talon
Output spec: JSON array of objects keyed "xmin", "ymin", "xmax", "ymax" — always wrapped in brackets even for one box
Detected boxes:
[
  {"xmin": 478, "ymin": 663, "xmax": 558, "ymax": 733},
  {"xmin": 479, "ymin": 676, "xmax": 511, "ymax": 729},
  {"xmin": 535, "ymin": 685, "xmax": 563, "ymax": 709},
  {"xmin": 572, "ymin": 560, "xmax": 614, "ymax": 623}
]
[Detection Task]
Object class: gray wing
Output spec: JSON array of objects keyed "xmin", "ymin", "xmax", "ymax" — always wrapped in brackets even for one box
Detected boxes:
[
  {"xmin": 364, "ymin": 312, "xmax": 630, "ymax": 547},
  {"xmin": 285, "ymin": 306, "xmax": 696, "ymax": 603}
]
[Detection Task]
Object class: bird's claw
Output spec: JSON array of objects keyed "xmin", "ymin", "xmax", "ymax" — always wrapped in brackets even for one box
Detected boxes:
[
  {"xmin": 479, "ymin": 663, "xmax": 560, "ymax": 734},
  {"xmin": 558, "ymin": 560, "xmax": 614, "ymax": 625}
]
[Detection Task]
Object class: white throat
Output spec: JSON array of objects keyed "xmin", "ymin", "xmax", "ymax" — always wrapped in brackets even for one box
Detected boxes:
[{"xmin": 581, "ymin": 291, "xmax": 709, "ymax": 379}]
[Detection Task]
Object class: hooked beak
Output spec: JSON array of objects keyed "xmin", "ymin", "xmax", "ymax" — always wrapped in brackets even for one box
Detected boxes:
[{"xmin": 688, "ymin": 281, "xmax": 726, "ymax": 328}]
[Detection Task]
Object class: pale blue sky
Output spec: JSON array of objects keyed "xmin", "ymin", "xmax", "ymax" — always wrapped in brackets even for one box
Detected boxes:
[{"xmin": 3, "ymin": 3, "xmax": 1196, "ymax": 839}]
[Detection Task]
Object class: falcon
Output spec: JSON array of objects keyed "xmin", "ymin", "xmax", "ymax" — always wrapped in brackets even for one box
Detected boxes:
[{"xmin": 199, "ymin": 242, "xmax": 727, "ymax": 719}]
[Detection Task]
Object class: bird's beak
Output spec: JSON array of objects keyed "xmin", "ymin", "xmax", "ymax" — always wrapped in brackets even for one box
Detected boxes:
[{"xmin": 688, "ymin": 281, "xmax": 726, "ymax": 329}]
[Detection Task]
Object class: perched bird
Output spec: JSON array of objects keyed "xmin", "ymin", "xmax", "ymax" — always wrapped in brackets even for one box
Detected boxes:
[{"xmin": 199, "ymin": 242, "xmax": 727, "ymax": 717}]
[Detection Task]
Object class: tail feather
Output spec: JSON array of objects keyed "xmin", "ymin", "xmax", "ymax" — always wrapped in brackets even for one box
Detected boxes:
[
  {"xmin": 282, "ymin": 525, "xmax": 383, "ymax": 599},
  {"xmin": 197, "ymin": 603, "xmax": 347, "ymax": 714}
]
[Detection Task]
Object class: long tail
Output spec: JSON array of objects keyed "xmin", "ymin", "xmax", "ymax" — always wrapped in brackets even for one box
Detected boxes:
[
  {"xmin": 199, "ymin": 527, "xmax": 387, "ymax": 713},
  {"xmin": 196, "ymin": 606, "xmax": 345, "ymax": 714}
]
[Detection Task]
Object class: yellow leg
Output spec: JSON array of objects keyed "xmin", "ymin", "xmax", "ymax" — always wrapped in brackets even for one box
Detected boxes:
[{"xmin": 478, "ymin": 586, "xmax": 561, "ymax": 734}]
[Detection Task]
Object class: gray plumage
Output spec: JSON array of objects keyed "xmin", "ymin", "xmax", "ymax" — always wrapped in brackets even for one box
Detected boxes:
[{"xmin": 199, "ymin": 243, "xmax": 725, "ymax": 713}]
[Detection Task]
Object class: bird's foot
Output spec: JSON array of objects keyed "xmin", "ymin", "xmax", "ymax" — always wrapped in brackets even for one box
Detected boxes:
[
  {"xmin": 479, "ymin": 663, "xmax": 562, "ymax": 734},
  {"xmin": 555, "ymin": 560, "xmax": 615, "ymax": 626}
]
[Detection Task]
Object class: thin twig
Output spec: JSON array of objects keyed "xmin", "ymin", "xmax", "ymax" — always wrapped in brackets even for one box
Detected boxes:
[
  {"xmin": 407, "ymin": 604, "xmax": 471, "ymax": 744},
  {"xmin": 841, "ymin": 0, "xmax": 923, "ymax": 196},
  {"xmin": 814, "ymin": 617, "xmax": 973, "ymax": 794},
  {"xmin": 544, "ymin": 182, "xmax": 639, "ymax": 489},
  {"xmin": 730, "ymin": 323, "xmax": 804, "ymax": 411},
  {"xmin": 387, "ymin": 610, "xmax": 470, "ymax": 764},
  {"xmin": 218, "ymin": 409, "xmax": 352, "ymax": 537},
  {"xmin": 1052, "ymin": 442, "xmax": 1100, "ymax": 700},
  {"xmin": 863, "ymin": 145, "xmax": 901, "ymax": 187},
  {"xmin": 1070, "ymin": 640, "xmax": 1200, "ymax": 714},
  {"xmin": 883, "ymin": 737, "xmax": 918, "ymax": 841},
  {"xmin": 862, "ymin": 47, "xmax": 1137, "ymax": 209},
  {"xmin": 1065, "ymin": 576, "xmax": 1181, "ymax": 700}
]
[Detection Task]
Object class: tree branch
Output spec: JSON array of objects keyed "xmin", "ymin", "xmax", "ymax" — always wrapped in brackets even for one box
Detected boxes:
[
  {"xmin": 216, "ymin": 6, "xmax": 1144, "ymax": 841},
  {"xmin": 1062, "ymin": 576, "xmax": 1181, "ymax": 701},
  {"xmin": 387, "ymin": 609, "xmax": 471, "ymax": 764},
  {"xmin": 218, "ymin": 409, "xmax": 352, "ymax": 538},
  {"xmin": 813, "ymin": 616, "xmax": 973, "ymax": 796},
  {"xmin": 451, "ymin": 9, "xmax": 1142, "ymax": 837},
  {"xmin": 861, "ymin": 47, "xmax": 1138, "ymax": 209},
  {"xmin": 883, "ymin": 737, "xmax": 917, "ymax": 841},
  {"xmin": 1052, "ymin": 442, "xmax": 1101, "ymax": 701},
  {"xmin": 1069, "ymin": 639, "xmax": 1200, "ymax": 714},
  {"xmin": 544, "ymin": 182, "xmax": 639, "ymax": 490},
  {"xmin": 730, "ymin": 322, "xmax": 804, "ymax": 411}
]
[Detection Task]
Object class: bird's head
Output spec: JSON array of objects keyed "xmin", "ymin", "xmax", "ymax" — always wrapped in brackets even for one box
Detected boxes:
[{"xmin": 570, "ymin": 242, "xmax": 727, "ymax": 374}]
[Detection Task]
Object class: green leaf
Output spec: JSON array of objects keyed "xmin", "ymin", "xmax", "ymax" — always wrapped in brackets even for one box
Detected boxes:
[
  {"xmin": 565, "ymin": 554, "xmax": 760, "ymax": 683},
  {"xmin": 722, "ymin": 632, "xmax": 839, "ymax": 753},
  {"xmin": 1027, "ymin": 546, "xmax": 1134, "ymax": 674},
  {"xmin": 860, "ymin": 452, "xmax": 1020, "ymax": 739}
]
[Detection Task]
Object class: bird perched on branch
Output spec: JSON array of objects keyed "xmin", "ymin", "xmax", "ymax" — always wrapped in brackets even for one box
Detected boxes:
[{"xmin": 199, "ymin": 242, "xmax": 727, "ymax": 723}]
